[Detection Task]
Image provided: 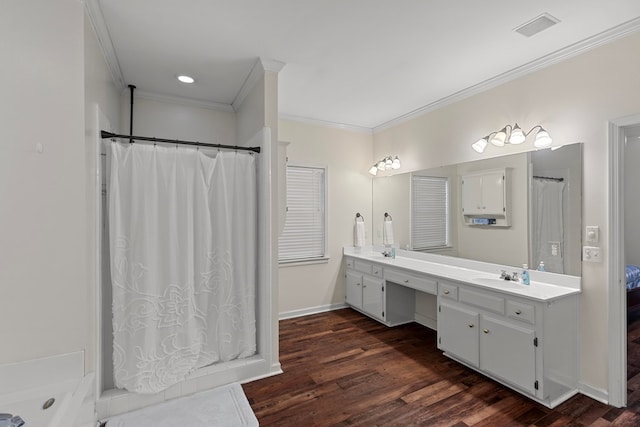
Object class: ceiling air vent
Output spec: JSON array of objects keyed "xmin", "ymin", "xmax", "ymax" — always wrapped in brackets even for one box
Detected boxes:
[{"xmin": 514, "ymin": 13, "xmax": 560, "ymax": 37}]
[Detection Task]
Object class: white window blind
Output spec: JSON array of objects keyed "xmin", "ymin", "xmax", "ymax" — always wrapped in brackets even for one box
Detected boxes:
[
  {"xmin": 412, "ymin": 175, "xmax": 449, "ymax": 250},
  {"xmin": 279, "ymin": 165, "xmax": 327, "ymax": 262}
]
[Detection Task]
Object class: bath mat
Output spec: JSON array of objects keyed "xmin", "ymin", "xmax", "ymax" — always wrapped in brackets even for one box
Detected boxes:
[{"xmin": 105, "ymin": 383, "xmax": 258, "ymax": 427}]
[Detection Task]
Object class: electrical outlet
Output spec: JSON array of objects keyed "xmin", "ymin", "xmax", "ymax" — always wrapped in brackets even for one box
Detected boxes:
[{"xmin": 582, "ymin": 246, "xmax": 601, "ymax": 262}]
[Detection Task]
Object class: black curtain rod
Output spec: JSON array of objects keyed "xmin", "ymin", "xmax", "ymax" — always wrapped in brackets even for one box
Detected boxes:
[
  {"xmin": 100, "ymin": 131, "xmax": 261, "ymax": 153},
  {"xmin": 533, "ymin": 175, "xmax": 563, "ymax": 182}
]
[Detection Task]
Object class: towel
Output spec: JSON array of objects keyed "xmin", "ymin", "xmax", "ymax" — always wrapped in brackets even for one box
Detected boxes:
[
  {"xmin": 354, "ymin": 219, "xmax": 366, "ymax": 247},
  {"xmin": 383, "ymin": 220, "xmax": 394, "ymax": 246}
]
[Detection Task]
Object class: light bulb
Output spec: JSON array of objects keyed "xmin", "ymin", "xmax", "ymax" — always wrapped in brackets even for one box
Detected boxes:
[
  {"xmin": 534, "ymin": 129, "xmax": 552, "ymax": 148},
  {"xmin": 490, "ymin": 128, "xmax": 507, "ymax": 146},
  {"xmin": 369, "ymin": 165, "xmax": 378, "ymax": 175},
  {"xmin": 385, "ymin": 157, "xmax": 393, "ymax": 169},
  {"xmin": 472, "ymin": 138, "xmax": 488, "ymax": 153},
  {"xmin": 392, "ymin": 156, "xmax": 401, "ymax": 169},
  {"xmin": 509, "ymin": 124, "xmax": 525, "ymax": 144}
]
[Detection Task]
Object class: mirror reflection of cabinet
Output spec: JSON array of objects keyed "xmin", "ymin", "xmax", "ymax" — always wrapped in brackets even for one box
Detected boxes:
[{"xmin": 461, "ymin": 168, "xmax": 510, "ymax": 226}]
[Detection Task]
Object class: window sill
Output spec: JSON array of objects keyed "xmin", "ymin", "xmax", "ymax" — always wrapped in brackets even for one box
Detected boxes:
[{"xmin": 278, "ymin": 257, "xmax": 330, "ymax": 268}]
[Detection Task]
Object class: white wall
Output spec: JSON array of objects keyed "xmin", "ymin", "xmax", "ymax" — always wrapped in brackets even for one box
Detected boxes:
[
  {"xmin": 0, "ymin": 0, "xmax": 88, "ymax": 365},
  {"xmin": 374, "ymin": 30, "xmax": 640, "ymax": 394},
  {"xmin": 278, "ymin": 120, "xmax": 373, "ymax": 316},
  {"xmin": 84, "ymin": 8, "xmax": 122, "ymax": 377},
  {"xmin": 120, "ymin": 96, "xmax": 236, "ymax": 144}
]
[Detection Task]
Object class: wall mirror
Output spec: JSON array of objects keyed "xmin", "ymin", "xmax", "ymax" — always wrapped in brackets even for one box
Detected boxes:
[{"xmin": 372, "ymin": 143, "xmax": 583, "ymax": 276}]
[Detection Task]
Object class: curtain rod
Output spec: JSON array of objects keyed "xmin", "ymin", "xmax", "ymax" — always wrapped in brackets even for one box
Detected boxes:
[
  {"xmin": 100, "ymin": 131, "xmax": 261, "ymax": 153},
  {"xmin": 533, "ymin": 175, "xmax": 563, "ymax": 182}
]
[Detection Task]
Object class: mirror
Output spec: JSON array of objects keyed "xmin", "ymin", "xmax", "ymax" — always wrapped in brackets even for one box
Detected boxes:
[{"xmin": 372, "ymin": 143, "xmax": 582, "ymax": 276}]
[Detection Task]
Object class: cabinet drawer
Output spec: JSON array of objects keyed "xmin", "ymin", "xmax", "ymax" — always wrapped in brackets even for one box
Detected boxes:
[
  {"xmin": 459, "ymin": 288, "xmax": 504, "ymax": 315},
  {"xmin": 354, "ymin": 260, "xmax": 373, "ymax": 274},
  {"xmin": 371, "ymin": 264, "xmax": 383, "ymax": 277},
  {"xmin": 439, "ymin": 282, "xmax": 458, "ymax": 300},
  {"xmin": 385, "ymin": 268, "xmax": 437, "ymax": 294},
  {"xmin": 345, "ymin": 257, "xmax": 354, "ymax": 269},
  {"xmin": 506, "ymin": 300, "xmax": 535, "ymax": 324}
]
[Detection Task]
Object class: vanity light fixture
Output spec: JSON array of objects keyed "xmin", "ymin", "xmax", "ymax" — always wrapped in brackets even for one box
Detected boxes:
[
  {"xmin": 472, "ymin": 123, "xmax": 552, "ymax": 153},
  {"xmin": 369, "ymin": 156, "xmax": 401, "ymax": 175}
]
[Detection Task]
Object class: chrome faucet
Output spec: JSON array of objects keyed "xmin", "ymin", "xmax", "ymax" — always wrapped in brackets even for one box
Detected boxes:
[
  {"xmin": 511, "ymin": 272, "xmax": 520, "ymax": 283},
  {"xmin": 382, "ymin": 250, "xmax": 392, "ymax": 257},
  {"xmin": 499, "ymin": 270, "xmax": 510, "ymax": 280}
]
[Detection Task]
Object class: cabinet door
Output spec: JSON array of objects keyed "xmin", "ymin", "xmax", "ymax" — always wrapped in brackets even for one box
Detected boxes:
[
  {"xmin": 461, "ymin": 174, "xmax": 484, "ymax": 215},
  {"xmin": 362, "ymin": 275, "xmax": 384, "ymax": 321},
  {"xmin": 480, "ymin": 171, "xmax": 505, "ymax": 215},
  {"xmin": 345, "ymin": 270, "xmax": 363, "ymax": 309},
  {"xmin": 438, "ymin": 301, "xmax": 479, "ymax": 367},
  {"xmin": 480, "ymin": 315, "xmax": 536, "ymax": 394}
]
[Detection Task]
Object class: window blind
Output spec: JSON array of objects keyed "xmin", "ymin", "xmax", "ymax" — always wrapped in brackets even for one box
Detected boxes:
[
  {"xmin": 279, "ymin": 165, "xmax": 326, "ymax": 262},
  {"xmin": 412, "ymin": 175, "xmax": 449, "ymax": 250}
]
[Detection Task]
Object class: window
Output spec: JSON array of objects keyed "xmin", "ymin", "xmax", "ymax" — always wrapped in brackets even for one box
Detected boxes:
[
  {"xmin": 279, "ymin": 164, "xmax": 327, "ymax": 264},
  {"xmin": 411, "ymin": 175, "xmax": 450, "ymax": 250}
]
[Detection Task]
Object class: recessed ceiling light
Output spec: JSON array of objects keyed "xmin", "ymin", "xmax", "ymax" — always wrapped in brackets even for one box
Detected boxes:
[{"xmin": 177, "ymin": 75, "xmax": 195, "ymax": 84}]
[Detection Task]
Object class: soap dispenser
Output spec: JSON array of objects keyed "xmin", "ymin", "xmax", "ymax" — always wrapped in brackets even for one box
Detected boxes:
[
  {"xmin": 522, "ymin": 264, "xmax": 530, "ymax": 285},
  {"xmin": 537, "ymin": 261, "xmax": 545, "ymax": 272}
]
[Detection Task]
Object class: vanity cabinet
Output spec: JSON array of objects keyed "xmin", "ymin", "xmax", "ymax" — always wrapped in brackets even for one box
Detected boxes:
[
  {"xmin": 461, "ymin": 169, "xmax": 510, "ymax": 226},
  {"xmin": 344, "ymin": 257, "xmax": 416, "ymax": 326},
  {"xmin": 437, "ymin": 279, "xmax": 576, "ymax": 405},
  {"xmin": 345, "ymin": 259, "xmax": 385, "ymax": 322}
]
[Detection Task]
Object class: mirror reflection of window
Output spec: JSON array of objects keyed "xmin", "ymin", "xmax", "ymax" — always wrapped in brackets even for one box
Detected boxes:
[{"xmin": 411, "ymin": 175, "xmax": 450, "ymax": 250}]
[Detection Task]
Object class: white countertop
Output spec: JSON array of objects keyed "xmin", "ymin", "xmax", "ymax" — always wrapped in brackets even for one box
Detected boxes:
[{"xmin": 344, "ymin": 246, "xmax": 581, "ymax": 302}]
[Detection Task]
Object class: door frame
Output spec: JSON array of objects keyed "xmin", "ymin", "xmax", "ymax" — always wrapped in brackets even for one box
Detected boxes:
[{"xmin": 608, "ymin": 114, "xmax": 640, "ymax": 407}]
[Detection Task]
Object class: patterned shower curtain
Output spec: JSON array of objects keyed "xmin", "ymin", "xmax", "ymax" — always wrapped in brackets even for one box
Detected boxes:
[{"xmin": 108, "ymin": 142, "xmax": 256, "ymax": 393}]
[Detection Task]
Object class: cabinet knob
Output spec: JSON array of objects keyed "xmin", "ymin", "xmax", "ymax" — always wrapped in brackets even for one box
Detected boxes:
[
  {"xmin": 468, "ymin": 324, "xmax": 474, "ymax": 328},
  {"xmin": 363, "ymin": 285, "xmax": 367, "ymax": 288},
  {"xmin": 357, "ymin": 283, "xmax": 361, "ymax": 286},
  {"xmin": 444, "ymin": 290, "xmax": 450, "ymax": 295},
  {"xmin": 404, "ymin": 279, "xmax": 409, "ymax": 283},
  {"xmin": 374, "ymin": 270, "xmax": 378, "ymax": 274},
  {"xmin": 483, "ymin": 329, "xmax": 490, "ymax": 334},
  {"xmin": 515, "ymin": 310, "xmax": 522, "ymax": 315}
]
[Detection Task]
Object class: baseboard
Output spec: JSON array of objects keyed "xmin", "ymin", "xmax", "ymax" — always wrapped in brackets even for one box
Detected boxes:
[
  {"xmin": 414, "ymin": 313, "xmax": 437, "ymax": 330},
  {"xmin": 578, "ymin": 381, "xmax": 610, "ymax": 405},
  {"xmin": 279, "ymin": 303, "xmax": 348, "ymax": 320}
]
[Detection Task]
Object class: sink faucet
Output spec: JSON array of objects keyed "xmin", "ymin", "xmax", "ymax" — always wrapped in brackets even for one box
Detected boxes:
[
  {"xmin": 499, "ymin": 270, "xmax": 510, "ymax": 280},
  {"xmin": 381, "ymin": 248, "xmax": 396, "ymax": 258},
  {"xmin": 511, "ymin": 272, "xmax": 520, "ymax": 283}
]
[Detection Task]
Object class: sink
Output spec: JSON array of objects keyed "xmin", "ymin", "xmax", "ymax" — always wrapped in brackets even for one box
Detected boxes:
[{"xmin": 473, "ymin": 277, "xmax": 526, "ymax": 289}]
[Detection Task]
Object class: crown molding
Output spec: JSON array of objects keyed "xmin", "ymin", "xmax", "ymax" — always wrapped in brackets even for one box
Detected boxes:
[
  {"xmin": 373, "ymin": 17, "xmax": 640, "ymax": 134},
  {"xmin": 232, "ymin": 57, "xmax": 286, "ymax": 111},
  {"xmin": 82, "ymin": 0, "xmax": 126, "ymax": 91},
  {"xmin": 279, "ymin": 114, "xmax": 373, "ymax": 134},
  {"xmin": 131, "ymin": 90, "xmax": 235, "ymax": 112}
]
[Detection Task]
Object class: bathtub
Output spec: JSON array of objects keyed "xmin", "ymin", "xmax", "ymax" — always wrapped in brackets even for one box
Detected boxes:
[{"xmin": 0, "ymin": 352, "xmax": 94, "ymax": 427}]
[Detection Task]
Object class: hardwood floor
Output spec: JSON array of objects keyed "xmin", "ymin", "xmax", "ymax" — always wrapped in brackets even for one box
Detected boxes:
[{"xmin": 243, "ymin": 308, "xmax": 640, "ymax": 426}]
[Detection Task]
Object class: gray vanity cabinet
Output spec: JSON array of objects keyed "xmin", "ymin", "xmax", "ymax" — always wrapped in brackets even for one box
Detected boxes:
[
  {"xmin": 345, "ymin": 259, "xmax": 385, "ymax": 322},
  {"xmin": 437, "ymin": 278, "xmax": 577, "ymax": 405}
]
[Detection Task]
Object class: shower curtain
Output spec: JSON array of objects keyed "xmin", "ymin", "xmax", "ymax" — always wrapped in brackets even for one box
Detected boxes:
[
  {"xmin": 531, "ymin": 178, "xmax": 566, "ymax": 274},
  {"xmin": 109, "ymin": 142, "xmax": 257, "ymax": 393}
]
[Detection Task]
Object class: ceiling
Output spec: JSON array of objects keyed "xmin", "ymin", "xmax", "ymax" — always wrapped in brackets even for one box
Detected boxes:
[{"xmin": 96, "ymin": 0, "xmax": 640, "ymax": 130}]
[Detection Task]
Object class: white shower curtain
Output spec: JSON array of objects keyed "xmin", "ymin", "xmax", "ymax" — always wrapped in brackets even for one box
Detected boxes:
[
  {"xmin": 109, "ymin": 142, "xmax": 257, "ymax": 393},
  {"xmin": 532, "ymin": 178, "xmax": 566, "ymax": 274}
]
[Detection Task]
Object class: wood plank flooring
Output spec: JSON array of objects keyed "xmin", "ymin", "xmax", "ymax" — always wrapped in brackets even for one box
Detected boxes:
[{"xmin": 243, "ymin": 308, "xmax": 640, "ymax": 426}]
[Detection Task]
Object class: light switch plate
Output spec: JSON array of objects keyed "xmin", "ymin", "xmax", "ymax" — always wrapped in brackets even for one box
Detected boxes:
[
  {"xmin": 583, "ymin": 246, "xmax": 601, "ymax": 262},
  {"xmin": 586, "ymin": 226, "xmax": 600, "ymax": 243}
]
